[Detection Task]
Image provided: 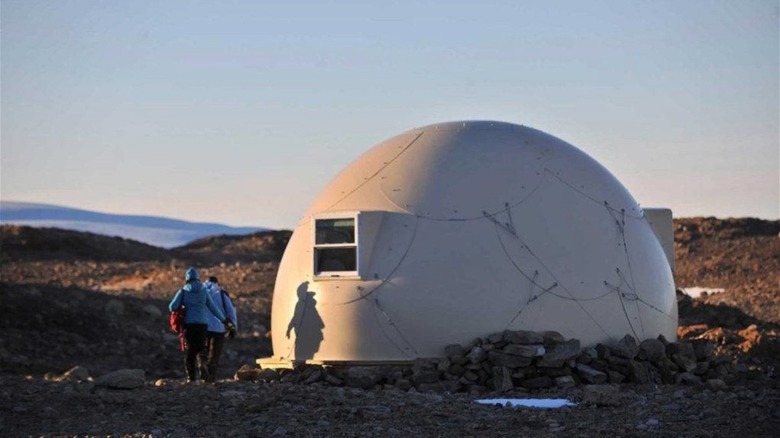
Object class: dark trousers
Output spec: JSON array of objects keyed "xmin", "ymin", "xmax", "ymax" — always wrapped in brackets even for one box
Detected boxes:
[
  {"xmin": 199, "ymin": 331, "xmax": 226, "ymax": 382},
  {"xmin": 183, "ymin": 323, "xmax": 208, "ymax": 380}
]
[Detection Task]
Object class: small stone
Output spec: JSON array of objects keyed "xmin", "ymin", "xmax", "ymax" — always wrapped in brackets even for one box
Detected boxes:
[
  {"xmin": 662, "ymin": 403, "xmax": 681, "ymax": 412},
  {"xmin": 437, "ymin": 357, "xmax": 452, "ymax": 372},
  {"xmin": 628, "ymin": 360, "xmax": 655, "ymax": 384},
  {"xmin": 487, "ymin": 332, "xmax": 504, "ymax": 344},
  {"xmin": 638, "ymin": 339, "xmax": 666, "ymax": 361},
  {"xmin": 706, "ymin": 379, "xmax": 728, "ymax": 391},
  {"xmin": 411, "ymin": 368, "xmax": 439, "ymax": 385},
  {"xmin": 95, "ymin": 369, "xmax": 145, "ymax": 389},
  {"xmin": 612, "ymin": 335, "xmax": 639, "ymax": 359},
  {"xmin": 234, "ymin": 365, "xmax": 261, "ymax": 381},
  {"xmin": 492, "ymin": 367, "xmax": 513, "ymax": 392},
  {"xmin": 346, "ymin": 366, "xmax": 387, "ymax": 389},
  {"xmin": 257, "ymin": 368, "xmax": 281, "ymax": 382},
  {"xmin": 466, "ymin": 346, "xmax": 486, "ymax": 364},
  {"xmin": 675, "ymin": 372, "xmax": 702, "ymax": 385},
  {"xmin": 415, "ymin": 382, "xmax": 445, "ymax": 393},
  {"xmin": 672, "ymin": 354, "xmax": 697, "ymax": 372},
  {"xmin": 521, "ymin": 376, "xmax": 553, "ymax": 389},
  {"xmin": 576, "ymin": 363, "xmax": 607, "ymax": 384},
  {"xmin": 445, "ymin": 344, "xmax": 466, "ymax": 357},
  {"xmin": 504, "ymin": 330, "xmax": 544, "ymax": 344},
  {"xmin": 104, "ymin": 299, "xmax": 125, "ymax": 316},
  {"xmin": 541, "ymin": 331, "xmax": 565, "ymax": 344},
  {"xmin": 324, "ymin": 373, "xmax": 343, "ymax": 386},
  {"xmin": 666, "ymin": 342, "xmax": 696, "ymax": 362},
  {"xmin": 142, "ymin": 304, "xmax": 163, "ymax": 318},
  {"xmin": 554, "ymin": 376, "xmax": 576, "ymax": 388},
  {"xmin": 487, "ymin": 350, "xmax": 532, "ymax": 368},
  {"xmin": 595, "ymin": 344, "xmax": 611, "ymax": 359},
  {"xmin": 303, "ymin": 368, "xmax": 323, "ymax": 384},
  {"xmin": 691, "ymin": 339, "xmax": 715, "ymax": 361},
  {"xmin": 503, "ymin": 344, "xmax": 545, "ymax": 358},
  {"xmin": 607, "ymin": 370, "xmax": 626, "ymax": 384},
  {"xmin": 62, "ymin": 365, "xmax": 90, "ymax": 382},
  {"xmin": 538, "ymin": 339, "xmax": 581, "ymax": 367},
  {"xmin": 42, "ymin": 406, "xmax": 58, "ymax": 418},
  {"xmin": 582, "ymin": 384, "xmax": 622, "ymax": 407}
]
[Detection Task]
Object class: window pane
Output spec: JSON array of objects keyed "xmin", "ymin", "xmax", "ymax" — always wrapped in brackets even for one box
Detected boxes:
[
  {"xmin": 316, "ymin": 218, "xmax": 355, "ymax": 244},
  {"xmin": 316, "ymin": 247, "xmax": 357, "ymax": 272}
]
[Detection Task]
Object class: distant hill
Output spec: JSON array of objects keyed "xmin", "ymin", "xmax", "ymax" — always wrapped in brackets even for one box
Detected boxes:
[
  {"xmin": 0, "ymin": 201, "xmax": 267, "ymax": 248},
  {"xmin": 0, "ymin": 225, "xmax": 173, "ymax": 262},
  {"xmin": 0, "ymin": 224, "xmax": 291, "ymax": 264}
]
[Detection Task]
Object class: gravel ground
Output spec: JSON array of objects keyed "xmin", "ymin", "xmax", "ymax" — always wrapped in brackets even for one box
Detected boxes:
[{"xmin": 0, "ymin": 219, "xmax": 777, "ymax": 437}]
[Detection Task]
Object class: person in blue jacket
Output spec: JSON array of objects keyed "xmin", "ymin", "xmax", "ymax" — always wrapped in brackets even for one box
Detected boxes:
[
  {"xmin": 199, "ymin": 276, "xmax": 238, "ymax": 383},
  {"xmin": 169, "ymin": 267, "xmax": 234, "ymax": 383}
]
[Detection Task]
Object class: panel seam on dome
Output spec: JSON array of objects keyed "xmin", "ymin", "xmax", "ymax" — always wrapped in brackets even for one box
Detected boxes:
[
  {"xmin": 490, "ymin": 215, "xmax": 612, "ymax": 339},
  {"xmin": 370, "ymin": 297, "xmax": 418, "ymax": 357},
  {"xmin": 331, "ymin": 216, "xmax": 421, "ymax": 305},
  {"xmin": 326, "ymin": 131, "xmax": 424, "ymax": 211},
  {"xmin": 545, "ymin": 169, "xmax": 643, "ymax": 219}
]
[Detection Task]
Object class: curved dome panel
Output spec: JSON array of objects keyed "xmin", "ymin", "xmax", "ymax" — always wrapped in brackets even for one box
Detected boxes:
[{"xmin": 379, "ymin": 121, "xmax": 547, "ymax": 219}]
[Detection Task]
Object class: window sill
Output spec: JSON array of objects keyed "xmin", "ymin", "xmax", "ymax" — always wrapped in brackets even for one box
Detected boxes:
[{"xmin": 313, "ymin": 273, "xmax": 362, "ymax": 281}]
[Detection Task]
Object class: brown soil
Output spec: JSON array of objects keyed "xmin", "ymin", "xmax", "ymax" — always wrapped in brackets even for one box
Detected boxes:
[{"xmin": 0, "ymin": 219, "xmax": 778, "ymax": 437}]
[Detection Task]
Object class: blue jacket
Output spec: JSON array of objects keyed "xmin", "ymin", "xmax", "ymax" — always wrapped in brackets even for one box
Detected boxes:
[
  {"xmin": 203, "ymin": 281, "xmax": 238, "ymax": 333},
  {"xmin": 169, "ymin": 280, "xmax": 226, "ymax": 325}
]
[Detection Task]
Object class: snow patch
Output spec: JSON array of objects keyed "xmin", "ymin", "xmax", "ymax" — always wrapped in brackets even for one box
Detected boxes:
[
  {"xmin": 0, "ymin": 201, "xmax": 267, "ymax": 248},
  {"xmin": 475, "ymin": 398, "xmax": 576, "ymax": 409},
  {"xmin": 681, "ymin": 287, "xmax": 725, "ymax": 299}
]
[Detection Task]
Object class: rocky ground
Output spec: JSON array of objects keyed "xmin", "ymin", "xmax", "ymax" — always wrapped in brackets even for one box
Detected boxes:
[{"xmin": 0, "ymin": 218, "xmax": 778, "ymax": 437}]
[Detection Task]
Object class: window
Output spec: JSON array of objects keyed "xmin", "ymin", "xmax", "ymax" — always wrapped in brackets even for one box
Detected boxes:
[{"xmin": 313, "ymin": 214, "xmax": 359, "ymax": 278}]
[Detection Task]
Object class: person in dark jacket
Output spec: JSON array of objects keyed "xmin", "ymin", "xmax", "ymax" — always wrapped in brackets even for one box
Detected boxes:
[{"xmin": 169, "ymin": 267, "xmax": 233, "ymax": 383}]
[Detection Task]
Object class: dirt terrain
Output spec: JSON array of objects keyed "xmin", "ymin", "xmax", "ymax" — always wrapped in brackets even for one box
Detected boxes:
[{"xmin": 0, "ymin": 217, "xmax": 778, "ymax": 437}]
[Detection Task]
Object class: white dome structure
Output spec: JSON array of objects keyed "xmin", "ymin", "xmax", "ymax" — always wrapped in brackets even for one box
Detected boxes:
[{"xmin": 267, "ymin": 121, "xmax": 677, "ymax": 365}]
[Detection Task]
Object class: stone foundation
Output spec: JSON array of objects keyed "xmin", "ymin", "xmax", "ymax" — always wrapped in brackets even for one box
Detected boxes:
[{"xmin": 242, "ymin": 330, "xmax": 735, "ymax": 393}]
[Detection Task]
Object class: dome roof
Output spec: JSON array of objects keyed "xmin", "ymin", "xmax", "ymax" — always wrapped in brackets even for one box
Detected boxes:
[{"xmin": 307, "ymin": 120, "xmax": 642, "ymax": 221}]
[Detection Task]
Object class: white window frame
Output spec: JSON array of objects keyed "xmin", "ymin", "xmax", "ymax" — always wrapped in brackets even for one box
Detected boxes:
[{"xmin": 312, "ymin": 212, "xmax": 361, "ymax": 280}]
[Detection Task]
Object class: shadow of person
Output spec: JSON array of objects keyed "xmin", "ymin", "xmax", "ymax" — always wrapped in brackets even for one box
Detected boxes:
[{"xmin": 285, "ymin": 281, "xmax": 325, "ymax": 361}]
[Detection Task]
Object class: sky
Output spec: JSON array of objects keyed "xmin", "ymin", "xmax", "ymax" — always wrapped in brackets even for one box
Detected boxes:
[{"xmin": 1, "ymin": 0, "xmax": 778, "ymax": 229}]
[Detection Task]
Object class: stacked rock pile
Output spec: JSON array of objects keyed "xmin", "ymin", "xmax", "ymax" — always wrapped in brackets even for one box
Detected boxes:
[{"xmin": 238, "ymin": 330, "xmax": 736, "ymax": 393}]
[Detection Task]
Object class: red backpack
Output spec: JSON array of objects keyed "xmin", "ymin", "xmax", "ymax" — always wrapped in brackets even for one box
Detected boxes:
[
  {"xmin": 169, "ymin": 307, "xmax": 185, "ymax": 333},
  {"xmin": 169, "ymin": 302, "xmax": 186, "ymax": 351}
]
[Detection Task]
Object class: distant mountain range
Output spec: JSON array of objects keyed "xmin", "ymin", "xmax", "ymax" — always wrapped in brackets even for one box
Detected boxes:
[{"xmin": 0, "ymin": 201, "xmax": 268, "ymax": 248}]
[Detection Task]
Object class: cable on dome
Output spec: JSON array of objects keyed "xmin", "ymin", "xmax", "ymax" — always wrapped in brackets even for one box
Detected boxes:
[
  {"xmin": 327, "ymin": 131, "xmax": 424, "ymax": 211},
  {"xmin": 372, "ymin": 297, "xmax": 418, "ymax": 357},
  {"xmin": 333, "ymin": 215, "xmax": 421, "ymax": 305},
  {"xmin": 490, "ymin": 210, "xmax": 611, "ymax": 339}
]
